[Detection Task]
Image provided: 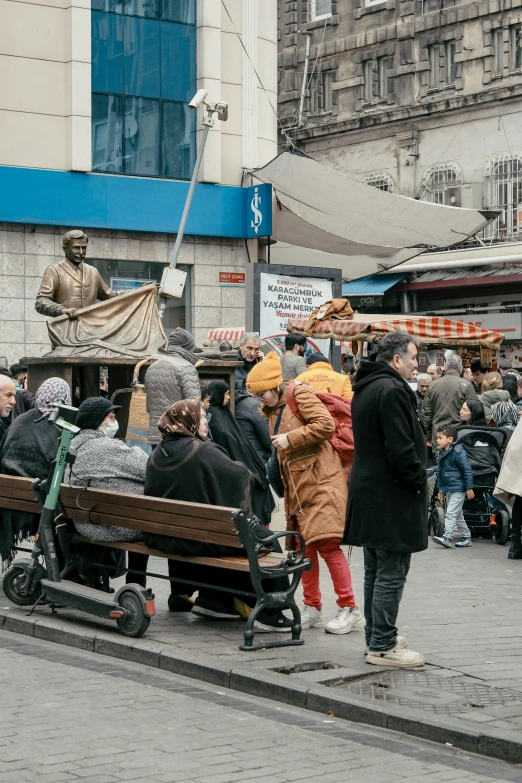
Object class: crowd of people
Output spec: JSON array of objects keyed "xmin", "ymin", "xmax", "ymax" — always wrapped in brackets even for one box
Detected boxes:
[{"xmin": 2, "ymin": 329, "xmax": 522, "ymax": 669}]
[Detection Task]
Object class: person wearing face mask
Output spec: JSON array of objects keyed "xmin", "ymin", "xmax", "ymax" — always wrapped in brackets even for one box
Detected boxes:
[{"xmin": 65, "ymin": 397, "xmax": 149, "ymax": 586}]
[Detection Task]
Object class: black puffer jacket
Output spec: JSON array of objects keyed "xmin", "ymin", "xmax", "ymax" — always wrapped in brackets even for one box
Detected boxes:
[
  {"xmin": 344, "ymin": 361, "xmax": 428, "ymax": 553},
  {"xmin": 234, "ymin": 389, "xmax": 272, "ymax": 462}
]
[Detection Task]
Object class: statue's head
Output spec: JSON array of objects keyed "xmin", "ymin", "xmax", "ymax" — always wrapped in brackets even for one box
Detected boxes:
[{"xmin": 63, "ymin": 230, "xmax": 88, "ymax": 265}]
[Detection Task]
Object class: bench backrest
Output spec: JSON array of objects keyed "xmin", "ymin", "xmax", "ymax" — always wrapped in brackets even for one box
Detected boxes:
[{"xmin": 0, "ymin": 474, "xmax": 241, "ymax": 549}]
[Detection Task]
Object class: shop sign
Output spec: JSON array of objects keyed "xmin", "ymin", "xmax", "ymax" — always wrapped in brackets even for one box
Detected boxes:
[
  {"xmin": 219, "ymin": 271, "xmax": 246, "ymax": 287},
  {"xmin": 246, "ymin": 183, "xmax": 272, "ymax": 238},
  {"xmin": 464, "ymin": 313, "xmax": 522, "ymax": 341}
]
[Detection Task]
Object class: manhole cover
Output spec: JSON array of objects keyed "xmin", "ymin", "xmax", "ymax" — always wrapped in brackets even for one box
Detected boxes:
[{"xmin": 335, "ymin": 669, "xmax": 522, "ymax": 716}]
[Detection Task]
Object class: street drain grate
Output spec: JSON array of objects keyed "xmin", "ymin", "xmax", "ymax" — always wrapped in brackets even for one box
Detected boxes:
[{"xmin": 334, "ymin": 669, "xmax": 522, "ymax": 716}]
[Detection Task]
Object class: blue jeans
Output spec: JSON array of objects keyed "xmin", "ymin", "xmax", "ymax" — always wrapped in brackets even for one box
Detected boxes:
[
  {"xmin": 363, "ymin": 547, "xmax": 411, "ymax": 652},
  {"xmin": 444, "ymin": 491, "xmax": 470, "ymax": 540}
]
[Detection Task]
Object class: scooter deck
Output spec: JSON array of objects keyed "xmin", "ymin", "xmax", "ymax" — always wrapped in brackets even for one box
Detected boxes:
[{"xmin": 41, "ymin": 578, "xmax": 123, "ymax": 621}]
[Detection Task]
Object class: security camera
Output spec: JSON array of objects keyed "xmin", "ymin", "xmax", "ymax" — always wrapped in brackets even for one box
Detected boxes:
[{"xmin": 188, "ymin": 89, "xmax": 209, "ymax": 109}]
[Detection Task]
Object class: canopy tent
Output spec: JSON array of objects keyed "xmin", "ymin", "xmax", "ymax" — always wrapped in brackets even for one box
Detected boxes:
[
  {"xmin": 287, "ymin": 313, "xmax": 504, "ymax": 349},
  {"xmin": 254, "ymin": 151, "xmax": 497, "ymax": 276},
  {"xmin": 207, "ymin": 328, "xmax": 245, "ymax": 342}
]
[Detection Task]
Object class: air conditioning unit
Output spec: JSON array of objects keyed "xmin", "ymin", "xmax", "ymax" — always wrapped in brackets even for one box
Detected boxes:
[
  {"xmin": 444, "ymin": 187, "xmax": 461, "ymax": 207},
  {"xmin": 443, "ymin": 183, "xmax": 484, "ymax": 209}
]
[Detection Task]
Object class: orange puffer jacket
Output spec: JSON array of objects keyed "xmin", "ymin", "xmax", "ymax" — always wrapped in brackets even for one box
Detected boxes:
[{"xmin": 295, "ymin": 362, "xmax": 353, "ymax": 399}]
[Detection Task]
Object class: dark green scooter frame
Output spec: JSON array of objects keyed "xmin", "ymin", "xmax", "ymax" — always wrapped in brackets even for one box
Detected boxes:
[{"xmin": 3, "ymin": 403, "xmax": 155, "ymax": 638}]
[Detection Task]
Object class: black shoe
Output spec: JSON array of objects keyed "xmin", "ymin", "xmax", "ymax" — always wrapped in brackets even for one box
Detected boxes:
[
  {"xmin": 191, "ymin": 596, "xmax": 241, "ymax": 620},
  {"xmin": 168, "ymin": 594, "xmax": 193, "ymax": 612},
  {"xmin": 254, "ymin": 612, "xmax": 293, "ymax": 633}
]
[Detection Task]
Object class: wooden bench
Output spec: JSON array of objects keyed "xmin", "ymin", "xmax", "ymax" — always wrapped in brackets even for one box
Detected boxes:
[{"xmin": 0, "ymin": 474, "xmax": 310, "ymax": 650}]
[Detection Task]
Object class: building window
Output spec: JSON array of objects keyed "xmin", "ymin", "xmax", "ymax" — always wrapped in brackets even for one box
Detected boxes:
[
  {"xmin": 363, "ymin": 173, "xmax": 394, "ymax": 193},
  {"xmin": 309, "ymin": 71, "xmax": 334, "ymax": 114},
  {"xmin": 311, "ymin": 0, "xmax": 332, "ymax": 21},
  {"xmin": 511, "ymin": 25, "xmax": 522, "ymax": 70},
  {"xmin": 422, "ymin": 163, "xmax": 462, "ymax": 204},
  {"xmin": 363, "ymin": 60, "xmax": 374, "ymax": 102},
  {"xmin": 485, "ymin": 155, "xmax": 522, "ymax": 241},
  {"xmin": 494, "ymin": 29, "xmax": 505, "ymax": 74},
  {"xmin": 91, "ymin": 0, "xmax": 196, "ymax": 179},
  {"xmin": 429, "ymin": 42, "xmax": 457, "ymax": 89},
  {"xmin": 378, "ymin": 56, "xmax": 392, "ymax": 99}
]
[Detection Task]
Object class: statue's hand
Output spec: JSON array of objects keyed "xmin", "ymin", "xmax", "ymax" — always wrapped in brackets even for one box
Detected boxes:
[{"xmin": 62, "ymin": 308, "xmax": 78, "ymax": 321}]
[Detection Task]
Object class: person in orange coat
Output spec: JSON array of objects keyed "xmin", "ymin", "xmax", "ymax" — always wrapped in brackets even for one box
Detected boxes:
[
  {"xmin": 246, "ymin": 352, "xmax": 363, "ymax": 636},
  {"xmin": 295, "ymin": 353, "xmax": 353, "ymax": 399}
]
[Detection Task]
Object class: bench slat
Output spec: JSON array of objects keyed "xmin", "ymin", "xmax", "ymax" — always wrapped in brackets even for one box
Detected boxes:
[
  {"xmin": 0, "ymin": 497, "xmax": 39, "ymax": 514},
  {"xmin": 72, "ymin": 536, "xmax": 282, "ymax": 571},
  {"xmin": 60, "ymin": 485, "xmax": 236, "ymax": 523}
]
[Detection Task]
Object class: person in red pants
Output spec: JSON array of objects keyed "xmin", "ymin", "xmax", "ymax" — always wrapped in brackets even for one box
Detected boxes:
[{"xmin": 247, "ymin": 352, "xmax": 363, "ymax": 635}]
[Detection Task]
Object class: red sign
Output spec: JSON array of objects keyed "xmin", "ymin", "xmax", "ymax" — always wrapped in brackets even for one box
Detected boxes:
[{"xmin": 219, "ymin": 271, "xmax": 246, "ymax": 286}]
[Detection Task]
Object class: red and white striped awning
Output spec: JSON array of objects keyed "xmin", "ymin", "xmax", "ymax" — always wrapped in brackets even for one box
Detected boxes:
[
  {"xmin": 288, "ymin": 315, "xmax": 503, "ymax": 349},
  {"xmin": 207, "ymin": 328, "xmax": 245, "ymax": 341}
]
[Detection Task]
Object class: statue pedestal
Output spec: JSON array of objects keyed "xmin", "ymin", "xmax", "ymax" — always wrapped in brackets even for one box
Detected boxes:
[{"xmin": 22, "ymin": 356, "xmax": 242, "ymax": 437}]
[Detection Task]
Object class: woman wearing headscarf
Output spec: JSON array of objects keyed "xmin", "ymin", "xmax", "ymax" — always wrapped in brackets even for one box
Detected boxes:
[
  {"xmin": 491, "ymin": 400, "xmax": 519, "ymax": 431},
  {"xmin": 65, "ymin": 396, "xmax": 149, "ymax": 587},
  {"xmin": 0, "ymin": 377, "xmax": 71, "ymax": 566},
  {"xmin": 207, "ymin": 380, "xmax": 275, "ymax": 525},
  {"xmin": 144, "ymin": 400, "xmax": 292, "ymax": 631}
]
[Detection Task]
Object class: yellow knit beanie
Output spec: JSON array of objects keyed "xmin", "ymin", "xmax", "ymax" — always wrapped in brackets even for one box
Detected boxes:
[{"xmin": 246, "ymin": 351, "xmax": 283, "ymax": 393}]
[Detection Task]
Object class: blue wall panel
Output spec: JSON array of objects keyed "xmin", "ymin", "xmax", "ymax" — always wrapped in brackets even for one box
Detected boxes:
[{"xmin": 0, "ymin": 166, "xmax": 251, "ymax": 238}]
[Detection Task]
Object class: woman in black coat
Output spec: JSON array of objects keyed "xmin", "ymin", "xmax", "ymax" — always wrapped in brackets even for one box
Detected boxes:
[
  {"xmin": 144, "ymin": 400, "xmax": 291, "ymax": 632},
  {"xmin": 208, "ymin": 381, "xmax": 275, "ymax": 525}
]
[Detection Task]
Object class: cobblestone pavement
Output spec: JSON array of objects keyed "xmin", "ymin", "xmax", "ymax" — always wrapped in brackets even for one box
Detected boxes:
[
  {"xmin": 0, "ymin": 634, "xmax": 521, "ymax": 783},
  {"xmin": 3, "ymin": 513, "xmax": 522, "ymax": 736}
]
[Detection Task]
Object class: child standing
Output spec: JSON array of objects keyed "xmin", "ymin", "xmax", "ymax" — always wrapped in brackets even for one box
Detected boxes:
[{"xmin": 432, "ymin": 424, "xmax": 475, "ymax": 548}]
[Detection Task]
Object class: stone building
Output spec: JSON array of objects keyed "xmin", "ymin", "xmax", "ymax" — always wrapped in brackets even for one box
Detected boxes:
[
  {"xmin": 277, "ymin": 0, "xmax": 522, "ymax": 247},
  {"xmin": 0, "ymin": 0, "xmax": 277, "ymax": 363}
]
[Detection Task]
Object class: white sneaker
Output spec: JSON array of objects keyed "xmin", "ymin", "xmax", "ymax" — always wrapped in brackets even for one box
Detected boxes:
[
  {"xmin": 325, "ymin": 606, "xmax": 365, "ymax": 635},
  {"xmin": 364, "ymin": 634, "xmax": 408, "ymax": 656},
  {"xmin": 301, "ymin": 605, "xmax": 325, "ymax": 629},
  {"xmin": 366, "ymin": 642, "xmax": 425, "ymax": 668}
]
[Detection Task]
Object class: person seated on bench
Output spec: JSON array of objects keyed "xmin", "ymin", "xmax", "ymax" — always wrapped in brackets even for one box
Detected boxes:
[
  {"xmin": 207, "ymin": 380, "xmax": 274, "ymax": 526},
  {"xmin": 65, "ymin": 397, "xmax": 149, "ymax": 587},
  {"xmin": 0, "ymin": 377, "xmax": 71, "ymax": 566},
  {"xmin": 144, "ymin": 399, "xmax": 293, "ymax": 632}
]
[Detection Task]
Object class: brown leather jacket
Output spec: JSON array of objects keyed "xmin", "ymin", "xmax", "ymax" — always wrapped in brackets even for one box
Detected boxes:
[{"xmin": 266, "ymin": 383, "xmax": 347, "ymax": 546}]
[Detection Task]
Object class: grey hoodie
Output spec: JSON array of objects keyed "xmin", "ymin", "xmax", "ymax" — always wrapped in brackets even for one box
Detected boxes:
[{"xmin": 478, "ymin": 388, "xmax": 510, "ymax": 422}]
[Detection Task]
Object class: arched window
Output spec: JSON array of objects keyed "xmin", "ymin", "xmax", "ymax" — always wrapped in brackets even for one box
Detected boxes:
[
  {"xmin": 484, "ymin": 154, "xmax": 522, "ymax": 241},
  {"xmin": 421, "ymin": 163, "xmax": 462, "ymax": 204},
  {"xmin": 362, "ymin": 172, "xmax": 395, "ymax": 193}
]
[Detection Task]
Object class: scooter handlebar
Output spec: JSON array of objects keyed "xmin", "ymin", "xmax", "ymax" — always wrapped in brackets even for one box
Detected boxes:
[{"xmin": 47, "ymin": 407, "xmax": 60, "ymax": 425}]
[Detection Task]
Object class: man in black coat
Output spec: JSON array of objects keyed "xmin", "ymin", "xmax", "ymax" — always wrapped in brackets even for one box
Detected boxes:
[{"xmin": 345, "ymin": 331, "xmax": 427, "ymax": 668}]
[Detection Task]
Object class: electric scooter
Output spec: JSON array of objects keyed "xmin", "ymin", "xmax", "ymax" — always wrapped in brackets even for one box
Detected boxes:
[{"xmin": 2, "ymin": 402, "xmax": 155, "ymax": 637}]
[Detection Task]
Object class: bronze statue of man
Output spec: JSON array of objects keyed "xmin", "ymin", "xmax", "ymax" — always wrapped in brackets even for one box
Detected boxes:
[{"xmin": 35, "ymin": 230, "xmax": 114, "ymax": 320}]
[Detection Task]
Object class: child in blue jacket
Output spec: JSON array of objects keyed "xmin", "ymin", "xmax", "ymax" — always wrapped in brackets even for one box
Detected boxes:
[{"xmin": 432, "ymin": 424, "xmax": 475, "ymax": 549}]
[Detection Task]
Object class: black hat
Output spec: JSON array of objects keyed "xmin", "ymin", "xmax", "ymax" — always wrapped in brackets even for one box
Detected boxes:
[
  {"xmin": 306, "ymin": 352, "xmax": 329, "ymax": 367},
  {"xmin": 76, "ymin": 397, "xmax": 121, "ymax": 431}
]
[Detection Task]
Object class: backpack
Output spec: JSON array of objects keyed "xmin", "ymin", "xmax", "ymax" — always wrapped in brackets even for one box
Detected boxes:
[{"xmin": 286, "ymin": 383, "xmax": 354, "ymax": 466}]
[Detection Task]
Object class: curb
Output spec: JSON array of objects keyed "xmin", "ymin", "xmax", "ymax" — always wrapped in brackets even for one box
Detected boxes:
[{"xmin": 1, "ymin": 609, "xmax": 522, "ymax": 764}]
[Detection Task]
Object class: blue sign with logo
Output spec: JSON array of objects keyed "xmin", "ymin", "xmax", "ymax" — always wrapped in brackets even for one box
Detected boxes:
[{"xmin": 246, "ymin": 183, "xmax": 272, "ymax": 238}]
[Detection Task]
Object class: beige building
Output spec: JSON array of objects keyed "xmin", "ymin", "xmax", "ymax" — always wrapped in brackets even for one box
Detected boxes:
[{"xmin": 0, "ymin": 0, "xmax": 277, "ymax": 362}]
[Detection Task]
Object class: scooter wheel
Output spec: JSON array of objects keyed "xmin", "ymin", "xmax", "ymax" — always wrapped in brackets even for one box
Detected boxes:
[
  {"xmin": 116, "ymin": 590, "xmax": 150, "ymax": 638},
  {"xmin": 2, "ymin": 567, "xmax": 42, "ymax": 606}
]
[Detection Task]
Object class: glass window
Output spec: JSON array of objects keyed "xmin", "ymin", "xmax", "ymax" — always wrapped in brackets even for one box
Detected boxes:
[
  {"xmin": 92, "ymin": 12, "xmax": 124, "ymax": 94},
  {"xmin": 311, "ymin": 0, "xmax": 332, "ymax": 21},
  {"xmin": 123, "ymin": 16, "xmax": 161, "ymax": 98},
  {"xmin": 92, "ymin": 0, "xmax": 124, "ymax": 13},
  {"xmin": 430, "ymin": 45, "xmax": 441, "ymax": 88},
  {"xmin": 512, "ymin": 26, "xmax": 522, "ymax": 70},
  {"xmin": 162, "ymin": 101, "xmax": 195, "ymax": 179},
  {"xmin": 125, "ymin": 0, "xmax": 159, "ymax": 18},
  {"xmin": 160, "ymin": 22, "xmax": 196, "ymax": 101},
  {"xmin": 162, "ymin": 0, "xmax": 196, "ymax": 24},
  {"xmin": 378, "ymin": 56, "xmax": 392, "ymax": 98},
  {"xmin": 92, "ymin": 93, "xmax": 124, "ymax": 173},
  {"xmin": 485, "ymin": 155, "xmax": 522, "ymax": 241},
  {"xmin": 123, "ymin": 96, "xmax": 160, "ymax": 175},
  {"xmin": 422, "ymin": 164, "xmax": 461, "ymax": 204},
  {"xmin": 446, "ymin": 42, "xmax": 456, "ymax": 84},
  {"xmin": 363, "ymin": 173, "xmax": 394, "ymax": 193}
]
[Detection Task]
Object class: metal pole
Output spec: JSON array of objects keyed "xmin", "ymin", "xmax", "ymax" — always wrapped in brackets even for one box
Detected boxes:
[
  {"xmin": 169, "ymin": 120, "xmax": 211, "ymax": 270},
  {"xmin": 297, "ymin": 32, "xmax": 312, "ymax": 128}
]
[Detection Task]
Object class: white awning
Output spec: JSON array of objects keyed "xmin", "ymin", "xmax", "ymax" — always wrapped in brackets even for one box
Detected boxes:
[{"xmin": 254, "ymin": 151, "xmax": 497, "ymax": 275}]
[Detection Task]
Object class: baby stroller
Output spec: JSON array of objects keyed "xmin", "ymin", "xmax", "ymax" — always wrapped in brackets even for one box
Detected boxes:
[{"xmin": 428, "ymin": 426, "xmax": 510, "ymax": 544}]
